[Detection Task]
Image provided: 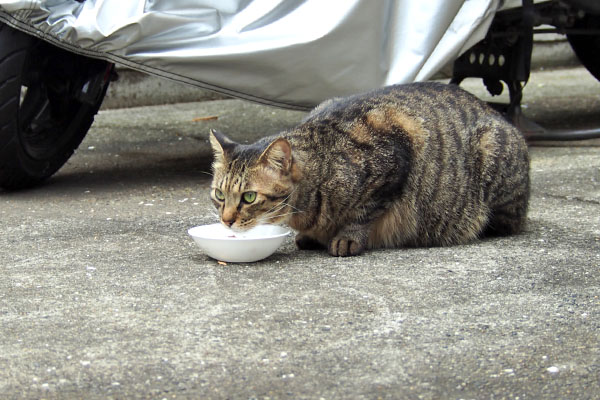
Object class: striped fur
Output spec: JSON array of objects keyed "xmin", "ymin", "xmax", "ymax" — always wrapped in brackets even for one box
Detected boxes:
[{"xmin": 209, "ymin": 82, "xmax": 530, "ymax": 256}]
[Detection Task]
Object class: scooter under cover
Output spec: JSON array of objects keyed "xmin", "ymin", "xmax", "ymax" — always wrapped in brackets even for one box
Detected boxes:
[{"xmin": 0, "ymin": 0, "xmax": 500, "ymax": 109}]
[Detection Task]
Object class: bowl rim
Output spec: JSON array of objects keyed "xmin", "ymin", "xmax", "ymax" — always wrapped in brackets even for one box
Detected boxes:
[{"xmin": 188, "ymin": 223, "xmax": 291, "ymax": 242}]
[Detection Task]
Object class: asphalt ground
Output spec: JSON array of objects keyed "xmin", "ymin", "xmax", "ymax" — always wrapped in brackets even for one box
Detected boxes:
[{"xmin": 1, "ymin": 67, "xmax": 599, "ymax": 399}]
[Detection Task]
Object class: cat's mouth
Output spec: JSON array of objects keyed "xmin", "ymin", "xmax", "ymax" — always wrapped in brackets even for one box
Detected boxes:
[
  {"xmin": 226, "ymin": 222, "xmax": 251, "ymax": 233},
  {"xmin": 224, "ymin": 218, "xmax": 287, "ymax": 232},
  {"xmin": 226, "ymin": 219, "xmax": 274, "ymax": 232},
  {"xmin": 221, "ymin": 203, "xmax": 294, "ymax": 231}
]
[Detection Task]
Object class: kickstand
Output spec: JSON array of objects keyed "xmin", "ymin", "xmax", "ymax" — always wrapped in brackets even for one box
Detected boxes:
[
  {"xmin": 500, "ymin": 81, "xmax": 600, "ymax": 142},
  {"xmin": 509, "ymin": 100, "xmax": 600, "ymax": 142}
]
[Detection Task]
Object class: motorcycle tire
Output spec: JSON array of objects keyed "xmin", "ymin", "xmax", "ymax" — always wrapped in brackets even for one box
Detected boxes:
[
  {"xmin": 567, "ymin": 13, "xmax": 600, "ymax": 82},
  {"xmin": 0, "ymin": 22, "xmax": 112, "ymax": 190}
]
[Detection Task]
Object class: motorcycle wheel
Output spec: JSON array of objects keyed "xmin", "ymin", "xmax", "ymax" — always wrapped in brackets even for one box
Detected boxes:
[
  {"xmin": 567, "ymin": 13, "xmax": 600, "ymax": 82},
  {"xmin": 0, "ymin": 23, "xmax": 112, "ymax": 190}
]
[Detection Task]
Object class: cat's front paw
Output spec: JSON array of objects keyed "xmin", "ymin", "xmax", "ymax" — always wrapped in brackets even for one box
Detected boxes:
[
  {"xmin": 328, "ymin": 237, "xmax": 365, "ymax": 257},
  {"xmin": 295, "ymin": 233, "xmax": 325, "ymax": 250}
]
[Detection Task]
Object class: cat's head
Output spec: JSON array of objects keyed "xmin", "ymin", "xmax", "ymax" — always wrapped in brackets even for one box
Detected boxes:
[{"xmin": 208, "ymin": 129, "xmax": 297, "ymax": 231}]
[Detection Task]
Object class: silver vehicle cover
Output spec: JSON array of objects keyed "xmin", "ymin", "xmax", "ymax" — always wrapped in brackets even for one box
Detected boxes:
[{"xmin": 0, "ymin": 0, "xmax": 501, "ymax": 109}]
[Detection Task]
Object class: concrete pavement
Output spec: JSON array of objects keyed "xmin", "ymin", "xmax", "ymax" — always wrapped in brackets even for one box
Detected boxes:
[{"xmin": 1, "ymin": 67, "xmax": 599, "ymax": 399}]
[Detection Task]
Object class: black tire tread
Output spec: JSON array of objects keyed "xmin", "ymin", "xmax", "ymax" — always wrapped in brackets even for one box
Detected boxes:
[
  {"xmin": 0, "ymin": 26, "xmax": 32, "ymax": 189},
  {"xmin": 0, "ymin": 22, "xmax": 110, "ymax": 190}
]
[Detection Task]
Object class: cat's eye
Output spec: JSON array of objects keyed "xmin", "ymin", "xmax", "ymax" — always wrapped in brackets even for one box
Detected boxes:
[
  {"xmin": 214, "ymin": 188, "xmax": 225, "ymax": 201},
  {"xmin": 242, "ymin": 191, "xmax": 257, "ymax": 204}
]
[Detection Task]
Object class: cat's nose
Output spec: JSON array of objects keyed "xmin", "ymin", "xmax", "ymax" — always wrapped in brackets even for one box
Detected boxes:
[{"xmin": 222, "ymin": 209, "xmax": 237, "ymax": 227}]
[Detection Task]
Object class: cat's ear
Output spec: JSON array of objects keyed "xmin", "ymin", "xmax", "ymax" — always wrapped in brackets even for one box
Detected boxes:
[
  {"xmin": 209, "ymin": 129, "xmax": 236, "ymax": 163},
  {"xmin": 258, "ymin": 138, "xmax": 292, "ymax": 174}
]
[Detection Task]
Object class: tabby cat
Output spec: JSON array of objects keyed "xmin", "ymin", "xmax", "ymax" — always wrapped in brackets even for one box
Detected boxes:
[{"xmin": 209, "ymin": 82, "xmax": 529, "ymax": 257}]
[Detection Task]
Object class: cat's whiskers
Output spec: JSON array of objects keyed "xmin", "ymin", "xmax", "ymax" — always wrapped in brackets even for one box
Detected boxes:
[
  {"xmin": 264, "ymin": 208, "xmax": 289, "ymax": 223},
  {"xmin": 271, "ymin": 190, "xmax": 294, "ymax": 207},
  {"xmin": 282, "ymin": 202, "xmax": 302, "ymax": 213},
  {"xmin": 266, "ymin": 210, "xmax": 303, "ymax": 220},
  {"xmin": 261, "ymin": 202, "xmax": 301, "ymax": 224},
  {"xmin": 263, "ymin": 193, "xmax": 291, "ymax": 215},
  {"xmin": 267, "ymin": 189, "xmax": 303, "ymax": 215},
  {"xmin": 257, "ymin": 188, "xmax": 307, "ymax": 226},
  {"xmin": 271, "ymin": 201, "xmax": 301, "ymax": 217}
]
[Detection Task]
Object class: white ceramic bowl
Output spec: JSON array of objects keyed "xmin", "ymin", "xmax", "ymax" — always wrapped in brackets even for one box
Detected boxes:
[{"xmin": 188, "ymin": 223, "xmax": 290, "ymax": 263}]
